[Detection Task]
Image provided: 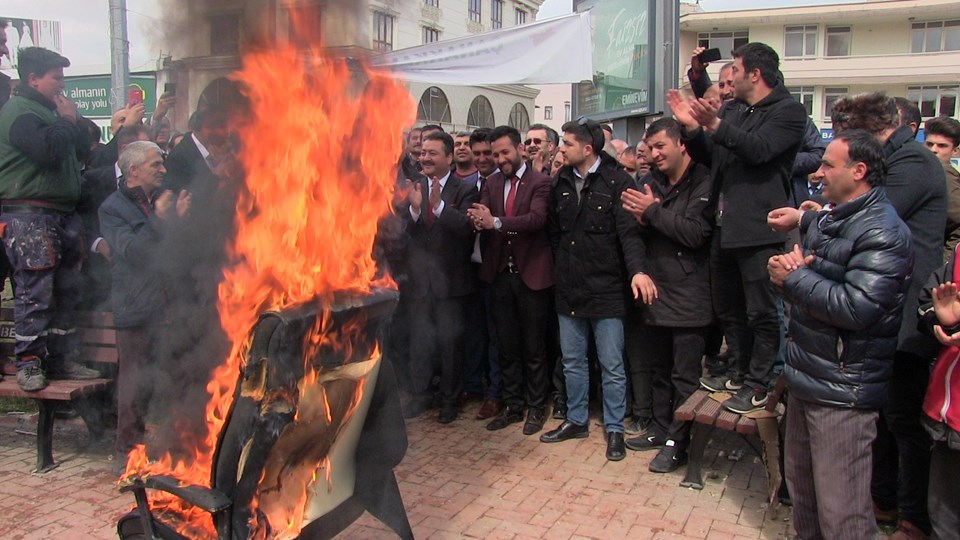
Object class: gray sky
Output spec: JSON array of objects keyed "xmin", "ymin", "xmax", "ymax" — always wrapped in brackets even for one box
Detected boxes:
[{"xmin": 2, "ymin": 0, "xmax": 858, "ymax": 76}]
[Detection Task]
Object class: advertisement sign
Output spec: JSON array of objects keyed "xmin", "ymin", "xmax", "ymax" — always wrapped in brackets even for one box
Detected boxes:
[
  {"xmin": 64, "ymin": 74, "xmax": 156, "ymax": 118},
  {"xmin": 0, "ymin": 18, "xmax": 62, "ymax": 72},
  {"xmin": 575, "ymin": 0, "xmax": 654, "ymax": 120}
]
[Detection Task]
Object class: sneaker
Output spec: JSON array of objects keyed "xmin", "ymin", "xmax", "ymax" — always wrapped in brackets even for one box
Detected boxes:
[
  {"xmin": 699, "ymin": 374, "xmax": 743, "ymax": 393},
  {"xmin": 46, "ymin": 360, "xmax": 101, "ymax": 380},
  {"xmin": 16, "ymin": 362, "xmax": 48, "ymax": 392},
  {"xmin": 625, "ymin": 431, "xmax": 666, "ymax": 451},
  {"xmin": 649, "ymin": 442, "xmax": 688, "ymax": 473},
  {"xmin": 722, "ymin": 385, "xmax": 768, "ymax": 414},
  {"xmin": 623, "ymin": 416, "xmax": 652, "ymax": 436}
]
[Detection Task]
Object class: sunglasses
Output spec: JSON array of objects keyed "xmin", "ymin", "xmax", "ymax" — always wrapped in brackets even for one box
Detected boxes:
[{"xmin": 524, "ymin": 138, "xmax": 544, "ymax": 146}]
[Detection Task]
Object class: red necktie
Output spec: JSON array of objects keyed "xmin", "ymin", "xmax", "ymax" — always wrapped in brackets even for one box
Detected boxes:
[
  {"xmin": 425, "ymin": 180, "xmax": 435, "ymax": 226},
  {"xmin": 505, "ymin": 176, "xmax": 519, "ymax": 217}
]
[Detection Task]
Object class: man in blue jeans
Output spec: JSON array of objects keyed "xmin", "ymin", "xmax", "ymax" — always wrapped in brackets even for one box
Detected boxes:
[{"xmin": 540, "ymin": 117, "xmax": 655, "ymax": 461}]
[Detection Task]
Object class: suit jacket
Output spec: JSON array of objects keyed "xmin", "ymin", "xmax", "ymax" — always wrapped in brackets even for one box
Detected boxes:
[
  {"xmin": 78, "ymin": 164, "xmax": 120, "ymax": 245},
  {"xmin": 163, "ymin": 133, "xmax": 218, "ymax": 193},
  {"xmin": 478, "ymin": 167, "xmax": 554, "ymax": 291},
  {"xmin": 401, "ymin": 174, "xmax": 479, "ymax": 299}
]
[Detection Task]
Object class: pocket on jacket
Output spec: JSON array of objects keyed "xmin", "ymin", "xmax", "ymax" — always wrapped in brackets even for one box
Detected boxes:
[{"xmin": 584, "ymin": 191, "xmax": 613, "ymax": 233}]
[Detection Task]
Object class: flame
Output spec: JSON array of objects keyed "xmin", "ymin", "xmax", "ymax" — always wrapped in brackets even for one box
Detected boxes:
[{"xmin": 120, "ymin": 17, "xmax": 414, "ymax": 540}]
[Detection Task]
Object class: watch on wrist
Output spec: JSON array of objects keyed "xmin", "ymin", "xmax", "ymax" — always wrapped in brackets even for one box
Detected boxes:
[{"xmin": 493, "ymin": 217, "xmax": 502, "ymax": 231}]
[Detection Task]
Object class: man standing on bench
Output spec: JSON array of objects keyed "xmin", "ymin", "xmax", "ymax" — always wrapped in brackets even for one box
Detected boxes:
[
  {"xmin": 767, "ymin": 130, "xmax": 913, "ymax": 538},
  {"xmin": 0, "ymin": 47, "xmax": 101, "ymax": 391}
]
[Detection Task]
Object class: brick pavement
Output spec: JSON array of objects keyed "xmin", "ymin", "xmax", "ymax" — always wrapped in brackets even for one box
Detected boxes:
[{"xmin": 0, "ymin": 402, "xmax": 793, "ymax": 539}]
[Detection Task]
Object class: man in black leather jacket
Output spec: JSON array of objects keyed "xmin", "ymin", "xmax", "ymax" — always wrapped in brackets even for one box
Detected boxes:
[{"xmin": 768, "ymin": 130, "xmax": 914, "ymax": 539}]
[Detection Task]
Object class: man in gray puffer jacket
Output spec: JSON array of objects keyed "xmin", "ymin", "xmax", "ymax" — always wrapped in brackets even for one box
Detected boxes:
[{"xmin": 767, "ymin": 129, "xmax": 914, "ymax": 539}]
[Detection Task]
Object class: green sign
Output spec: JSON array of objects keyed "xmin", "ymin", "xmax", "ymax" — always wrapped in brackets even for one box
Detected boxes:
[
  {"xmin": 64, "ymin": 74, "xmax": 156, "ymax": 118},
  {"xmin": 576, "ymin": 0, "xmax": 653, "ymax": 119}
]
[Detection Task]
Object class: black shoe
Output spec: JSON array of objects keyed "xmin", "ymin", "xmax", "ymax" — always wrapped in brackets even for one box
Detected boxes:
[
  {"xmin": 623, "ymin": 416, "xmax": 652, "ymax": 436},
  {"xmin": 722, "ymin": 385, "xmax": 768, "ymax": 414},
  {"xmin": 649, "ymin": 444, "xmax": 688, "ymax": 473},
  {"xmin": 539, "ymin": 420, "xmax": 588, "ymax": 443},
  {"xmin": 606, "ymin": 432, "xmax": 626, "ymax": 461},
  {"xmin": 438, "ymin": 408, "xmax": 457, "ymax": 424},
  {"xmin": 486, "ymin": 408, "xmax": 524, "ymax": 431},
  {"xmin": 552, "ymin": 405, "xmax": 567, "ymax": 420},
  {"xmin": 522, "ymin": 408, "xmax": 546, "ymax": 436},
  {"xmin": 625, "ymin": 432, "xmax": 666, "ymax": 451},
  {"xmin": 46, "ymin": 360, "xmax": 101, "ymax": 380},
  {"xmin": 699, "ymin": 374, "xmax": 743, "ymax": 393}
]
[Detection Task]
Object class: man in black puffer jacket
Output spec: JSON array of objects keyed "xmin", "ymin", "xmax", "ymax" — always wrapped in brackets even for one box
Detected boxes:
[{"xmin": 768, "ymin": 130, "xmax": 914, "ymax": 539}]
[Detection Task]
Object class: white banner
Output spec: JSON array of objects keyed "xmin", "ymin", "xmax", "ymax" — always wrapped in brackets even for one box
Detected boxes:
[{"xmin": 374, "ymin": 13, "xmax": 593, "ymax": 85}]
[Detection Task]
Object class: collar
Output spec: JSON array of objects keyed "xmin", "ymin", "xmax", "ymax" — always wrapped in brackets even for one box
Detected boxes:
[
  {"xmin": 807, "ymin": 179, "xmax": 820, "ymax": 190},
  {"xmin": 191, "ymin": 132, "xmax": 212, "ymax": 161},
  {"xmin": 114, "ymin": 162, "xmax": 122, "ymax": 183},
  {"xmin": 574, "ymin": 156, "xmax": 601, "ymax": 179},
  {"xmin": 514, "ymin": 162, "xmax": 527, "ymax": 180},
  {"xmin": 431, "ymin": 170, "xmax": 452, "ymax": 187},
  {"xmin": 14, "ymin": 84, "xmax": 57, "ymax": 110}
]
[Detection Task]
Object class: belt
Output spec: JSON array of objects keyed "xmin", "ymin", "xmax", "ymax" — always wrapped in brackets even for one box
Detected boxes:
[{"xmin": 1, "ymin": 204, "xmax": 64, "ymax": 215}]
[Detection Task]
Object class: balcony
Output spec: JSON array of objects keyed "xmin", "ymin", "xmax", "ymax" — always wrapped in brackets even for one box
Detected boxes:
[{"xmin": 780, "ymin": 50, "xmax": 960, "ymax": 85}]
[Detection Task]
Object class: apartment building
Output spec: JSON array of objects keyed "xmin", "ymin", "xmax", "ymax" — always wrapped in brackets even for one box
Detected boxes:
[
  {"xmin": 679, "ymin": 0, "xmax": 960, "ymax": 136},
  {"xmin": 162, "ymin": 0, "xmax": 543, "ymax": 133}
]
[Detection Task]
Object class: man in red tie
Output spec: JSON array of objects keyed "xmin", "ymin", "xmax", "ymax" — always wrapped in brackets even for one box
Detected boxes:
[
  {"xmin": 467, "ymin": 126, "xmax": 554, "ymax": 435},
  {"xmin": 401, "ymin": 131, "xmax": 479, "ymax": 423}
]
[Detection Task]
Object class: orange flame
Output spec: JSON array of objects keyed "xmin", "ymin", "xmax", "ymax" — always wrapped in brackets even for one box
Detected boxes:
[{"xmin": 120, "ymin": 23, "xmax": 414, "ymax": 540}]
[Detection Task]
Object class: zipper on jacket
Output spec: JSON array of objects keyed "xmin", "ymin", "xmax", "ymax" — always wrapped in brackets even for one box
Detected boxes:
[{"xmin": 940, "ymin": 351, "xmax": 960, "ymax": 421}]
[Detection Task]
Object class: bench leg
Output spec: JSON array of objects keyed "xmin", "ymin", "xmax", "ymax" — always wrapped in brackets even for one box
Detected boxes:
[
  {"xmin": 34, "ymin": 400, "xmax": 59, "ymax": 473},
  {"xmin": 680, "ymin": 422, "xmax": 713, "ymax": 490}
]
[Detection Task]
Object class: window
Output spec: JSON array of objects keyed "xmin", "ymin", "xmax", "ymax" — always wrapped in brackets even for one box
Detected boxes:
[
  {"xmin": 544, "ymin": 106, "xmax": 553, "ymax": 120},
  {"xmin": 697, "ymin": 31, "xmax": 749, "ymax": 59},
  {"xmin": 424, "ymin": 0, "xmax": 439, "ymax": 7},
  {"xmin": 824, "ymin": 87, "xmax": 848, "ymax": 119},
  {"xmin": 417, "ymin": 87, "xmax": 452, "ymax": 124},
  {"xmin": 467, "ymin": 95, "xmax": 495, "ymax": 128},
  {"xmin": 509, "ymin": 103, "xmax": 530, "ymax": 133},
  {"xmin": 422, "ymin": 26, "xmax": 440, "ymax": 44},
  {"xmin": 373, "ymin": 12, "xmax": 395, "ymax": 52},
  {"xmin": 515, "ymin": 8, "xmax": 527, "ymax": 26},
  {"xmin": 907, "ymin": 85, "xmax": 960, "ymax": 118},
  {"xmin": 468, "ymin": 0, "xmax": 482, "ymax": 23},
  {"xmin": 210, "ymin": 14, "xmax": 240, "ymax": 55},
  {"xmin": 825, "ymin": 26, "xmax": 851, "ymax": 57},
  {"xmin": 283, "ymin": 4, "xmax": 322, "ymax": 48},
  {"xmin": 564, "ymin": 101, "xmax": 571, "ymax": 122},
  {"xmin": 912, "ymin": 21, "xmax": 960, "ymax": 53},
  {"xmin": 491, "ymin": 0, "xmax": 503, "ymax": 29},
  {"xmin": 788, "ymin": 86, "xmax": 814, "ymax": 116},
  {"xmin": 784, "ymin": 25, "xmax": 817, "ymax": 58}
]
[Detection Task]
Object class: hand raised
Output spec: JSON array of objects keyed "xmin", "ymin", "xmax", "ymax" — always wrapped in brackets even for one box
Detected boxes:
[{"xmin": 933, "ymin": 282, "xmax": 960, "ymax": 328}]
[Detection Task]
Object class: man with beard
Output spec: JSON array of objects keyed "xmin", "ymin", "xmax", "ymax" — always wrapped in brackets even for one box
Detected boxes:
[
  {"xmin": 669, "ymin": 42, "xmax": 807, "ymax": 414},
  {"xmin": 621, "ymin": 118, "xmax": 713, "ymax": 473},
  {"xmin": 401, "ymin": 131, "xmax": 479, "ymax": 423},
  {"xmin": 453, "ymin": 131, "xmax": 478, "ymax": 185},
  {"xmin": 540, "ymin": 117, "xmax": 654, "ymax": 461},
  {"xmin": 467, "ymin": 125, "xmax": 553, "ymax": 436}
]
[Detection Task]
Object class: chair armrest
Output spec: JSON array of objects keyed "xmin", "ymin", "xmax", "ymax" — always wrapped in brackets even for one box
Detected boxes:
[{"xmin": 121, "ymin": 475, "xmax": 232, "ymax": 513}]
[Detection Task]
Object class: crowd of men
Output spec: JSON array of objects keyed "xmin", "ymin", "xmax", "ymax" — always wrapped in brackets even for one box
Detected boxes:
[{"xmin": 0, "ymin": 28, "xmax": 959, "ymax": 539}]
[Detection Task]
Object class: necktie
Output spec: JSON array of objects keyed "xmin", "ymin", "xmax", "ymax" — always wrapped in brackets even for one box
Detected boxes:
[{"xmin": 505, "ymin": 176, "xmax": 520, "ymax": 217}]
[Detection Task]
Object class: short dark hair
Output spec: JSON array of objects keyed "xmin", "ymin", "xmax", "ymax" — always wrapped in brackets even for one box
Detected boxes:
[
  {"xmin": 420, "ymin": 124, "xmax": 444, "ymax": 134},
  {"xmin": 528, "ymin": 123, "xmax": 558, "ymax": 145},
  {"xmin": 561, "ymin": 118, "xmax": 604, "ymax": 154},
  {"xmin": 831, "ymin": 92, "xmax": 899, "ymax": 136},
  {"xmin": 894, "ymin": 97, "xmax": 922, "ymax": 133},
  {"xmin": 623, "ymin": 145, "xmax": 636, "ymax": 155},
  {"xmin": 17, "ymin": 47, "xmax": 70, "ymax": 81},
  {"xmin": 190, "ymin": 107, "xmax": 228, "ymax": 132},
  {"xmin": 469, "ymin": 128, "xmax": 491, "ymax": 147},
  {"xmin": 924, "ymin": 116, "xmax": 960, "ymax": 148},
  {"xmin": 422, "ymin": 130, "xmax": 454, "ymax": 155},
  {"xmin": 116, "ymin": 123, "xmax": 151, "ymax": 147},
  {"xmin": 732, "ymin": 42, "xmax": 780, "ymax": 88},
  {"xmin": 488, "ymin": 125, "xmax": 521, "ymax": 147},
  {"xmin": 834, "ymin": 128, "xmax": 887, "ymax": 187},
  {"xmin": 644, "ymin": 117, "xmax": 682, "ymax": 143}
]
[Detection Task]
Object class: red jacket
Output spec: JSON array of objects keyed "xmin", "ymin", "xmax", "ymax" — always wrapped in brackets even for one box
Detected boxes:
[{"xmin": 921, "ymin": 244, "xmax": 960, "ymax": 438}]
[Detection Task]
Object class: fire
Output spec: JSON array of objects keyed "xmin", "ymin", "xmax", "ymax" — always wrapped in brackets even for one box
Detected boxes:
[{"xmin": 120, "ymin": 18, "xmax": 414, "ymax": 539}]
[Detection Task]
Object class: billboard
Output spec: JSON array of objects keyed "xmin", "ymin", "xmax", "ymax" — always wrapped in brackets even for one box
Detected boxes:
[
  {"xmin": 0, "ymin": 18, "xmax": 63, "ymax": 72},
  {"xmin": 575, "ymin": 0, "xmax": 655, "ymax": 120}
]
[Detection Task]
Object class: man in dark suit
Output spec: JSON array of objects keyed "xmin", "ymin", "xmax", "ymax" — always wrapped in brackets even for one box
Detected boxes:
[
  {"xmin": 400, "ymin": 131, "xmax": 479, "ymax": 423},
  {"xmin": 163, "ymin": 107, "xmax": 235, "ymax": 194},
  {"xmin": 77, "ymin": 124, "xmax": 152, "ymax": 309},
  {"xmin": 467, "ymin": 126, "xmax": 554, "ymax": 436}
]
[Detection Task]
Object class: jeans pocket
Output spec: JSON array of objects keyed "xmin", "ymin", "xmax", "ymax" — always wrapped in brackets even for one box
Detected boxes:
[{"xmin": 7, "ymin": 215, "xmax": 60, "ymax": 271}]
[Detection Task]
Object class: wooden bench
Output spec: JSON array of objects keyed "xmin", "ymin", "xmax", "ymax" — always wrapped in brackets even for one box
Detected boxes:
[
  {"xmin": 0, "ymin": 308, "xmax": 118, "ymax": 473},
  {"xmin": 674, "ymin": 377, "xmax": 786, "ymax": 503}
]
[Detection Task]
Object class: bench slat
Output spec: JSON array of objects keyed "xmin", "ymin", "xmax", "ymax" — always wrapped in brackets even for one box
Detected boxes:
[
  {"xmin": 735, "ymin": 415, "xmax": 758, "ymax": 435},
  {"xmin": 0, "ymin": 378, "xmax": 112, "ymax": 401},
  {"xmin": 694, "ymin": 397, "xmax": 724, "ymax": 425},
  {"xmin": 80, "ymin": 344, "xmax": 119, "ymax": 364},
  {"xmin": 77, "ymin": 327, "xmax": 117, "ymax": 346},
  {"xmin": 76, "ymin": 311, "xmax": 114, "ymax": 328},
  {"xmin": 675, "ymin": 389, "xmax": 709, "ymax": 422},
  {"xmin": 715, "ymin": 409, "xmax": 741, "ymax": 431}
]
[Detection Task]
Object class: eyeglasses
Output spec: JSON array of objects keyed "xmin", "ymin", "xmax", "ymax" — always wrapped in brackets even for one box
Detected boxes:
[{"xmin": 524, "ymin": 138, "xmax": 544, "ymax": 146}]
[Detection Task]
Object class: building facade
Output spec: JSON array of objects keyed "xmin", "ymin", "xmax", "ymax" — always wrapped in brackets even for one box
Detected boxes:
[
  {"xmin": 160, "ymin": 0, "xmax": 543, "ymax": 133},
  {"xmin": 679, "ymin": 0, "xmax": 960, "ymax": 136}
]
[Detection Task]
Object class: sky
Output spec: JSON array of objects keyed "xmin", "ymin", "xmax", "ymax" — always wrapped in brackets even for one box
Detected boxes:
[{"xmin": 1, "ymin": 0, "xmax": 862, "ymax": 76}]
